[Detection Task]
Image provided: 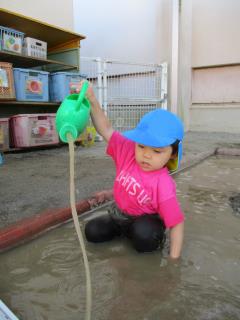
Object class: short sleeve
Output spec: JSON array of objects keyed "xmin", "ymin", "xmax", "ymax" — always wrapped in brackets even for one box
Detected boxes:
[
  {"xmin": 107, "ymin": 131, "xmax": 122, "ymax": 158},
  {"xmin": 158, "ymin": 197, "xmax": 184, "ymax": 228},
  {"xmin": 106, "ymin": 131, "xmax": 134, "ymax": 167}
]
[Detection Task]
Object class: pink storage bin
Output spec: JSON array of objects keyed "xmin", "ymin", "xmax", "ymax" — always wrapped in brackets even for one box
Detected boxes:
[
  {"xmin": 10, "ymin": 114, "xmax": 59, "ymax": 148},
  {"xmin": 0, "ymin": 118, "xmax": 9, "ymax": 150}
]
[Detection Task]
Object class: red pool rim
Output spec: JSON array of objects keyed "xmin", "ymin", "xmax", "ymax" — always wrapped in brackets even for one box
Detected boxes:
[{"xmin": 0, "ymin": 198, "xmax": 93, "ymax": 253}]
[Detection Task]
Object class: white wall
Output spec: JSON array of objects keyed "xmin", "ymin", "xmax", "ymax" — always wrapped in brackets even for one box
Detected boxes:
[
  {"xmin": 192, "ymin": 0, "xmax": 240, "ymax": 67},
  {"xmin": 73, "ymin": 0, "xmax": 171, "ymax": 64},
  {"xmin": 190, "ymin": 0, "xmax": 240, "ymax": 133},
  {"xmin": 192, "ymin": 66, "xmax": 240, "ymax": 103},
  {"xmin": 190, "ymin": 107, "xmax": 240, "ymax": 133},
  {"xmin": 0, "ymin": 0, "xmax": 74, "ymax": 31},
  {"xmin": 190, "ymin": 65, "xmax": 240, "ymax": 133}
]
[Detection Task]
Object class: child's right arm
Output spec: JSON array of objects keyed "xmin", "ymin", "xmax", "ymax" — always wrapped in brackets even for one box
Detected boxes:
[{"xmin": 84, "ymin": 81, "xmax": 114, "ymax": 143}]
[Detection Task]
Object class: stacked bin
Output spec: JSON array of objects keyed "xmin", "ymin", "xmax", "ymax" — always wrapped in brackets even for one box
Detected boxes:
[
  {"xmin": 0, "ymin": 118, "xmax": 9, "ymax": 150},
  {"xmin": 10, "ymin": 114, "xmax": 59, "ymax": 148},
  {"xmin": 0, "ymin": 62, "xmax": 15, "ymax": 100},
  {"xmin": 49, "ymin": 72, "xmax": 87, "ymax": 102},
  {"xmin": 23, "ymin": 37, "xmax": 47, "ymax": 59},
  {"xmin": 13, "ymin": 68, "xmax": 49, "ymax": 102},
  {"xmin": 0, "ymin": 26, "xmax": 24, "ymax": 54}
]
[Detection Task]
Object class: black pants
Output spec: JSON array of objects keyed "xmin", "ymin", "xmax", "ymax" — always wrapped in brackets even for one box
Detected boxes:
[{"xmin": 85, "ymin": 204, "xmax": 166, "ymax": 253}]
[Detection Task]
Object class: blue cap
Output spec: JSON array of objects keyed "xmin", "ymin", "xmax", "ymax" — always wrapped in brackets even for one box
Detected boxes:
[{"xmin": 123, "ymin": 109, "xmax": 184, "ymax": 172}]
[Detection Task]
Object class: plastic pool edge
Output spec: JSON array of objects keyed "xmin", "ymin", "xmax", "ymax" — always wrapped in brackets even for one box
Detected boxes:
[{"xmin": 0, "ymin": 199, "xmax": 91, "ymax": 253}]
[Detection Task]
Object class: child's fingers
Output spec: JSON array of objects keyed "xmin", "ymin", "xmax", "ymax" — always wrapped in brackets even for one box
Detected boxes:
[
  {"xmin": 88, "ymin": 190, "xmax": 113, "ymax": 209},
  {"xmin": 93, "ymin": 191, "xmax": 106, "ymax": 202}
]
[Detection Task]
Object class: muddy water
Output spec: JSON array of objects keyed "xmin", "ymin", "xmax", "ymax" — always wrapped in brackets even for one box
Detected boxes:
[{"xmin": 0, "ymin": 155, "xmax": 240, "ymax": 320}]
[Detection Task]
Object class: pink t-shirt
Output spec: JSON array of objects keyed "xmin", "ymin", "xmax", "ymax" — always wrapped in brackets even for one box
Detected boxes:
[{"xmin": 106, "ymin": 131, "xmax": 184, "ymax": 228}]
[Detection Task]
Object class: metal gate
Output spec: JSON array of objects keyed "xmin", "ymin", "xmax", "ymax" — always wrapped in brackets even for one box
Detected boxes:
[{"xmin": 80, "ymin": 57, "xmax": 168, "ymax": 131}]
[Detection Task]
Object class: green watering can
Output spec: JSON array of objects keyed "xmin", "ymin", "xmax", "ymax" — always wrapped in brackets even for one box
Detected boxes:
[{"xmin": 56, "ymin": 81, "xmax": 91, "ymax": 143}]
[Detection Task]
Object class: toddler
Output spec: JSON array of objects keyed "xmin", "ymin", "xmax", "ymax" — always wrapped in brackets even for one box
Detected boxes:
[{"xmin": 83, "ymin": 82, "xmax": 184, "ymax": 259}]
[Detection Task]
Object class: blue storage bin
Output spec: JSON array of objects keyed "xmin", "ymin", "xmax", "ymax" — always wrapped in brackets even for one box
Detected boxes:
[
  {"xmin": 49, "ymin": 72, "xmax": 87, "ymax": 102},
  {"xmin": 13, "ymin": 68, "xmax": 49, "ymax": 102},
  {"xmin": 0, "ymin": 26, "xmax": 24, "ymax": 54}
]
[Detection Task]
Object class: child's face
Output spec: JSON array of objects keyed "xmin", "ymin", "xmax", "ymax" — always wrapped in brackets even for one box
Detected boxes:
[{"xmin": 135, "ymin": 143, "xmax": 174, "ymax": 171}]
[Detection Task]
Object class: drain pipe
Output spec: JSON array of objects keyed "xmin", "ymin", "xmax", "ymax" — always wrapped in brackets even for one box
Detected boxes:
[{"xmin": 170, "ymin": 0, "xmax": 180, "ymax": 115}]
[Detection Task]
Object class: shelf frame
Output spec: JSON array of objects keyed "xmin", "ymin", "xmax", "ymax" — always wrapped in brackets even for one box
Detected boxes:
[
  {"xmin": 0, "ymin": 50, "xmax": 78, "ymax": 69},
  {"xmin": 0, "ymin": 8, "xmax": 85, "ymax": 50},
  {"xmin": 0, "ymin": 100, "xmax": 60, "ymax": 106}
]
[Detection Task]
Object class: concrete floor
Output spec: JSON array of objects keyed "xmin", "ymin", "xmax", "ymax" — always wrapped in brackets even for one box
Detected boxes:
[{"xmin": 1, "ymin": 131, "xmax": 240, "ymax": 228}]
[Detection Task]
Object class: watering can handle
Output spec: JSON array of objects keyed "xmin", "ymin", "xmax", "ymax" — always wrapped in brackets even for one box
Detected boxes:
[{"xmin": 76, "ymin": 81, "xmax": 89, "ymax": 111}]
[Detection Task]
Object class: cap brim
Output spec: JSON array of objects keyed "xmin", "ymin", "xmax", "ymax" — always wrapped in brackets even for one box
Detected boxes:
[{"xmin": 123, "ymin": 128, "xmax": 176, "ymax": 147}]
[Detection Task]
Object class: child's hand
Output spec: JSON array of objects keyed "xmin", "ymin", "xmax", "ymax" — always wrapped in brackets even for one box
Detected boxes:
[
  {"xmin": 77, "ymin": 80, "xmax": 96, "ymax": 103},
  {"xmin": 88, "ymin": 189, "xmax": 113, "ymax": 207}
]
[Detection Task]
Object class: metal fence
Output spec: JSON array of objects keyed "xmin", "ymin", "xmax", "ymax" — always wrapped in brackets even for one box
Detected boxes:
[{"xmin": 80, "ymin": 57, "xmax": 168, "ymax": 131}]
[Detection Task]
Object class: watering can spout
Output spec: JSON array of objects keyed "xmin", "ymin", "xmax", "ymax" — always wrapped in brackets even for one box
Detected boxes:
[{"xmin": 55, "ymin": 81, "xmax": 91, "ymax": 143}]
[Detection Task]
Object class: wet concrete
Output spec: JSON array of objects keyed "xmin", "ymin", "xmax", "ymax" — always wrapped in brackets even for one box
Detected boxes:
[
  {"xmin": 0, "ymin": 155, "xmax": 240, "ymax": 320},
  {"xmin": 229, "ymin": 193, "xmax": 240, "ymax": 217},
  {"xmin": 0, "ymin": 131, "xmax": 240, "ymax": 229}
]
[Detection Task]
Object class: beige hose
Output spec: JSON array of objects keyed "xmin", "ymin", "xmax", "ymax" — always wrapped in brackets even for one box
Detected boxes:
[{"xmin": 67, "ymin": 133, "xmax": 92, "ymax": 320}]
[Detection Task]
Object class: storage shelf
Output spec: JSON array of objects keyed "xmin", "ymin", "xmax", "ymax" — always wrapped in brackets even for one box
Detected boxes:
[
  {"xmin": 0, "ymin": 51, "xmax": 78, "ymax": 69},
  {"xmin": 0, "ymin": 8, "xmax": 85, "ymax": 50},
  {"xmin": 0, "ymin": 100, "xmax": 60, "ymax": 106},
  {"xmin": 0, "ymin": 8, "xmax": 84, "ymax": 121}
]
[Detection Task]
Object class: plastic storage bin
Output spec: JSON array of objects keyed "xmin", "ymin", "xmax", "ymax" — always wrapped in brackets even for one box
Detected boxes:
[
  {"xmin": 23, "ymin": 37, "xmax": 47, "ymax": 59},
  {"xmin": 0, "ymin": 26, "xmax": 24, "ymax": 54},
  {"xmin": 0, "ymin": 118, "xmax": 9, "ymax": 150},
  {"xmin": 13, "ymin": 68, "xmax": 49, "ymax": 102},
  {"xmin": 0, "ymin": 62, "xmax": 15, "ymax": 100},
  {"xmin": 10, "ymin": 114, "xmax": 59, "ymax": 148},
  {"xmin": 49, "ymin": 72, "xmax": 87, "ymax": 102}
]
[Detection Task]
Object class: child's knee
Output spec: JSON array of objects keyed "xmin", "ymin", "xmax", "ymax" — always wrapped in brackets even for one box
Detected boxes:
[
  {"xmin": 130, "ymin": 215, "xmax": 165, "ymax": 252},
  {"xmin": 85, "ymin": 215, "xmax": 119, "ymax": 243},
  {"xmin": 85, "ymin": 219, "xmax": 100, "ymax": 242}
]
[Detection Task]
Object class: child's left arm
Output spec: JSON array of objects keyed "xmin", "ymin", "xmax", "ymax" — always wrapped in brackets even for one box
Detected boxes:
[{"xmin": 169, "ymin": 221, "xmax": 184, "ymax": 259}]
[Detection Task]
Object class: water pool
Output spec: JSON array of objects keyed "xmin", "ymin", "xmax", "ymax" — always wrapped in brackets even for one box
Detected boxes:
[{"xmin": 0, "ymin": 155, "xmax": 240, "ymax": 320}]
